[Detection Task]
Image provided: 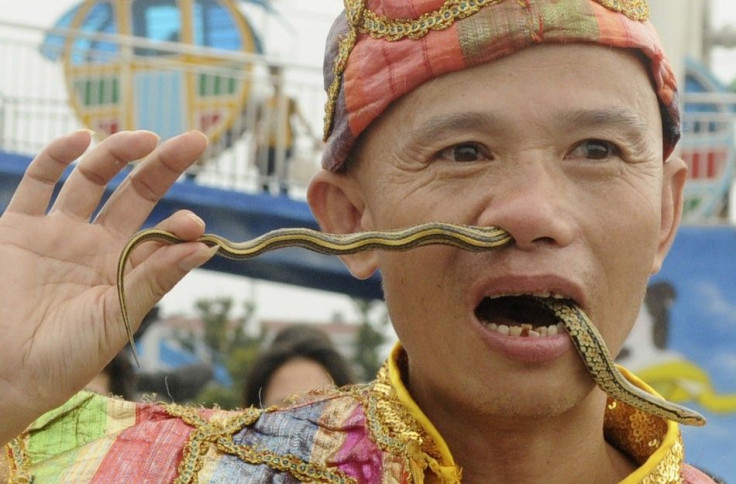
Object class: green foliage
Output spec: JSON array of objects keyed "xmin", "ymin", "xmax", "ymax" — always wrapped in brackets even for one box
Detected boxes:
[
  {"xmin": 180, "ymin": 296, "xmax": 264, "ymax": 410},
  {"xmin": 195, "ymin": 384, "xmax": 242, "ymax": 410},
  {"xmin": 177, "ymin": 294, "xmax": 392, "ymax": 407},
  {"xmin": 351, "ymin": 298, "xmax": 390, "ymax": 381}
]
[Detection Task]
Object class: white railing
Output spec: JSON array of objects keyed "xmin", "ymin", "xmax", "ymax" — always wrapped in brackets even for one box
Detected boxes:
[
  {"xmin": 0, "ymin": 20, "xmax": 326, "ymax": 198},
  {"xmin": 4, "ymin": 21, "xmax": 736, "ymax": 219},
  {"xmin": 680, "ymin": 91, "xmax": 736, "ymax": 224}
]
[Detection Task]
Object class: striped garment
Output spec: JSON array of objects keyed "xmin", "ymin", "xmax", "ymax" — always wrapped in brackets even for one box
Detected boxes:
[{"xmin": 5, "ymin": 345, "xmax": 716, "ymax": 483}]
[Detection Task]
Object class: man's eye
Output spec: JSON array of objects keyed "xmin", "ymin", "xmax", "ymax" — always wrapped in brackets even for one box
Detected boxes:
[
  {"xmin": 437, "ymin": 143, "xmax": 491, "ymax": 163},
  {"xmin": 567, "ymin": 139, "xmax": 619, "ymax": 160}
]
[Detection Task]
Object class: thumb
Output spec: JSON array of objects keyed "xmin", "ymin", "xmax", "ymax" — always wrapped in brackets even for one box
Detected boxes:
[{"xmin": 110, "ymin": 242, "xmax": 218, "ymax": 347}]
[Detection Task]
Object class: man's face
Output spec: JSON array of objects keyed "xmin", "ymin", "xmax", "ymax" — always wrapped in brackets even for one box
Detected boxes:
[{"xmin": 313, "ymin": 44, "xmax": 686, "ymax": 421}]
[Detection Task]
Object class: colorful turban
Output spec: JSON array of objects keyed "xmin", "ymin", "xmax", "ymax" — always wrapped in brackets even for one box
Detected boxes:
[{"xmin": 321, "ymin": 0, "xmax": 679, "ymax": 172}]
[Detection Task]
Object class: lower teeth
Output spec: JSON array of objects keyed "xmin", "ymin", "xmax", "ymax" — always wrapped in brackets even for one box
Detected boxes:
[{"xmin": 487, "ymin": 322, "xmax": 564, "ymax": 337}]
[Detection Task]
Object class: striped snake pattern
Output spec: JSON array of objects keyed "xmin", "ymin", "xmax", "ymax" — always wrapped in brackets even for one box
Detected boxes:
[{"xmin": 117, "ymin": 222, "xmax": 705, "ymax": 426}]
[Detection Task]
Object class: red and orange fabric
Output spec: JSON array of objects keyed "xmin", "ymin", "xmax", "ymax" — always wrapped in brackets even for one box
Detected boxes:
[{"xmin": 321, "ymin": 0, "xmax": 680, "ymax": 171}]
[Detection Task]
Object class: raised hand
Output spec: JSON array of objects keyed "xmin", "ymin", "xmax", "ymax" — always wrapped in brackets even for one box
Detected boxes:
[{"xmin": 0, "ymin": 130, "xmax": 216, "ymax": 446}]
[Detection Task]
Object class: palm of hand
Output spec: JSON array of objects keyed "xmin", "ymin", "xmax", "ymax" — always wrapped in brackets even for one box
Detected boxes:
[
  {"xmin": 0, "ymin": 130, "xmax": 213, "ymax": 445},
  {"xmin": 0, "ymin": 212, "xmax": 121, "ymax": 406}
]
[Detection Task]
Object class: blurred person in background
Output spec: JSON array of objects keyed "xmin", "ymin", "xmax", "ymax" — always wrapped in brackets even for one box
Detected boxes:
[
  {"xmin": 254, "ymin": 65, "xmax": 317, "ymax": 195},
  {"xmin": 243, "ymin": 324, "xmax": 356, "ymax": 407}
]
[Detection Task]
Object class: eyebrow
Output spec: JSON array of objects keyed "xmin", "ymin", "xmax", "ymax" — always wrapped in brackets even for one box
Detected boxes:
[
  {"xmin": 409, "ymin": 107, "xmax": 652, "ymax": 145},
  {"xmin": 558, "ymin": 108, "xmax": 651, "ymax": 135},
  {"xmin": 411, "ymin": 111, "xmax": 503, "ymax": 146}
]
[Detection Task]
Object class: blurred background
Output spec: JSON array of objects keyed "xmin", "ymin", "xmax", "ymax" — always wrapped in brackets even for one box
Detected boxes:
[{"xmin": 1, "ymin": 1, "xmax": 735, "ymax": 479}]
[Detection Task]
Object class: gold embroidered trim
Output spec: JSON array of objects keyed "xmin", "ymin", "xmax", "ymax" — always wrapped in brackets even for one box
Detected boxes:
[
  {"xmin": 359, "ymin": 0, "xmax": 503, "ymax": 42},
  {"xmin": 323, "ymin": 0, "xmax": 650, "ymax": 141},
  {"xmin": 366, "ymin": 366, "xmax": 426, "ymax": 456},
  {"xmin": 6, "ymin": 437, "xmax": 32, "ymax": 483},
  {"xmin": 323, "ymin": 0, "xmax": 365, "ymax": 142},
  {"xmin": 597, "ymin": 0, "xmax": 649, "ymax": 21},
  {"xmin": 364, "ymin": 362, "xmax": 460, "ymax": 483},
  {"xmin": 165, "ymin": 404, "xmax": 356, "ymax": 484}
]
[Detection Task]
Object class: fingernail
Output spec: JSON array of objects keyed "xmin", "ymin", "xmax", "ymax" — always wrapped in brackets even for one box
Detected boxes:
[
  {"xmin": 187, "ymin": 130, "xmax": 209, "ymax": 143},
  {"xmin": 185, "ymin": 211, "xmax": 205, "ymax": 227},
  {"xmin": 137, "ymin": 130, "xmax": 161, "ymax": 141},
  {"xmin": 74, "ymin": 129, "xmax": 96, "ymax": 137}
]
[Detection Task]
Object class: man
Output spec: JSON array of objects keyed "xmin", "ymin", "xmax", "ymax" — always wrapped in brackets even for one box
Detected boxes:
[
  {"xmin": 254, "ymin": 64, "xmax": 316, "ymax": 195},
  {"xmin": 0, "ymin": 0, "xmax": 718, "ymax": 482}
]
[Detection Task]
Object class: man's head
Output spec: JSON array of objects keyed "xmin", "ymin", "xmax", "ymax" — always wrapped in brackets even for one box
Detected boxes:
[{"xmin": 307, "ymin": 0, "xmax": 687, "ymax": 426}]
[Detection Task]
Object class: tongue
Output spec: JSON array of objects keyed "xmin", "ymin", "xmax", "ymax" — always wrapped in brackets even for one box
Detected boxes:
[{"xmin": 475, "ymin": 296, "xmax": 558, "ymax": 327}]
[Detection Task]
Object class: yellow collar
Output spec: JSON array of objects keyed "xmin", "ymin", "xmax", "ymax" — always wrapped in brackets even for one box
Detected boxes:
[{"xmin": 364, "ymin": 343, "xmax": 683, "ymax": 483}]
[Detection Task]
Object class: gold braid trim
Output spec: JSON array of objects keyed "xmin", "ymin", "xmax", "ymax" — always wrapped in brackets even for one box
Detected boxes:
[
  {"xmin": 359, "ymin": 0, "xmax": 502, "ymax": 41},
  {"xmin": 597, "ymin": 0, "xmax": 649, "ymax": 21},
  {"xmin": 323, "ymin": 0, "xmax": 649, "ymax": 140},
  {"xmin": 364, "ymin": 362, "xmax": 460, "ymax": 483},
  {"xmin": 5, "ymin": 437, "xmax": 32, "ymax": 484},
  {"xmin": 165, "ymin": 404, "xmax": 356, "ymax": 484},
  {"xmin": 323, "ymin": 0, "xmax": 366, "ymax": 141},
  {"xmin": 365, "ymin": 369, "xmax": 426, "ymax": 457}
]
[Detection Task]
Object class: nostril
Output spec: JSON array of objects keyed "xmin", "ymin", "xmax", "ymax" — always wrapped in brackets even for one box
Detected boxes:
[{"xmin": 530, "ymin": 236, "xmax": 557, "ymax": 245}]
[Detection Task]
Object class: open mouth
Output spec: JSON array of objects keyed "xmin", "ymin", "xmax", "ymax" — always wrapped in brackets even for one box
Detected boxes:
[{"xmin": 474, "ymin": 295, "xmax": 565, "ymax": 337}]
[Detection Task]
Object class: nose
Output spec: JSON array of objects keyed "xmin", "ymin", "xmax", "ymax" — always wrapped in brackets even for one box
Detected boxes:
[{"xmin": 478, "ymin": 161, "xmax": 576, "ymax": 251}]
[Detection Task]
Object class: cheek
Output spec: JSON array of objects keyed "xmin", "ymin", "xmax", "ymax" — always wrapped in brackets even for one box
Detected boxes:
[
  {"xmin": 380, "ymin": 249, "xmax": 464, "ymax": 340},
  {"xmin": 593, "ymin": 203, "xmax": 660, "ymax": 352},
  {"xmin": 584, "ymin": 175, "xmax": 662, "ymax": 262}
]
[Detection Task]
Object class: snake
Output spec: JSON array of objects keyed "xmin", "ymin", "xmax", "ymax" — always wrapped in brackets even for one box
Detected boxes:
[{"xmin": 116, "ymin": 222, "xmax": 705, "ymax": 426}]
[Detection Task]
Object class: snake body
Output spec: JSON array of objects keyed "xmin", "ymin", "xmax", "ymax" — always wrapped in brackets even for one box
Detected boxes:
[
  {"xmin": 117, "ymin": 222, "xmax": 705, "ymax": 426},
  {"xmin": 536, "ymin": 298, "xmax": 705, "ymax": 426},
  {"xmin": 117, "ymin": 223, "xmax": 511, "ymax": 365}
]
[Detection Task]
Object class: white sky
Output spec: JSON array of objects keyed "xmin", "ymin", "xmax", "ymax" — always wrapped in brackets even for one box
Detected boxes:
[{"xmin": 5, "ymin": 0, "xmax": 736, "ymax": 327}]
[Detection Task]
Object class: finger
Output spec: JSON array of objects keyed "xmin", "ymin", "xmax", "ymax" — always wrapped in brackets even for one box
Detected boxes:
[
  {"xmin": 49, "ymin": 131, "xmax": 161, "ymax": 221},
  {"xmin": 95, "ymin": 131, "xmax": 208, "ymax": 236},
  {"xmin": 6, "ymin": 130, "xmax": 93, "ymax": 215},
  {"xmin": 109, "ymin": 230, "xmax": 217, "ymax": 340},
  {"xmin": 126, "ymin": 210, "xmax": 208, "ymax": 267}
]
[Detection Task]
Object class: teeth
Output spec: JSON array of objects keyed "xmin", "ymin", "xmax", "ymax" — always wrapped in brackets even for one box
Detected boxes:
[
  {"xmin": 485, "ymin": 322, "xmax": 564, "ymax": 337},
  {"xmin": 487, "ymin": 292, "xmax": 568, "ymax": 299},
  {"xmin": 479, "ymin": 293, "xmax": 571, "ymax": 337}
]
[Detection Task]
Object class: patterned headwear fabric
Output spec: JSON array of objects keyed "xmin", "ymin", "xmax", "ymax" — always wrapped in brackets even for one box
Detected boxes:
[{"xmin": 321, "ymin": 0, "xmax": 679, "ymax": 172}]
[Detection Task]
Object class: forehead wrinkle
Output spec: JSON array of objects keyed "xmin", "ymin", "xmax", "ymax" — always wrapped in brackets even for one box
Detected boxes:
[
  {"xmin": 558, "ymin": 108, "xmax": 654, "ymax": 142},
  {"xmin": 409, "ymin": 111, "xmax": 504, "ymax": 146}
]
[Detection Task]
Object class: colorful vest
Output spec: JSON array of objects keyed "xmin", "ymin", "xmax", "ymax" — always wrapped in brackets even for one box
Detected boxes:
[{"xmin": 5, "ymin": 345, "xmax": 715, "ymax": 483}]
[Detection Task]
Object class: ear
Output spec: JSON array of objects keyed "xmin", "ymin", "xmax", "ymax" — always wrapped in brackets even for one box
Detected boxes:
[
  {"xmin": 307, "ymin": 170, "xmax": 379, "ymax": 279},
  {"xmin": 651, "ymin": 157, "xmax": 688, "ymax": 274}
]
